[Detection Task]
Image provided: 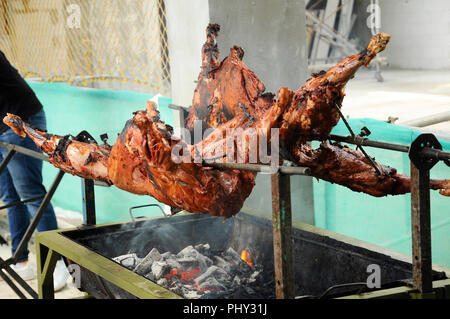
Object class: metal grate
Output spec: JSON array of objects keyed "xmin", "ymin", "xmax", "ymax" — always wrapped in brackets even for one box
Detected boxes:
[{"xmin": 0, "ymin": 0, "xmax": 170, "ymax": 95}]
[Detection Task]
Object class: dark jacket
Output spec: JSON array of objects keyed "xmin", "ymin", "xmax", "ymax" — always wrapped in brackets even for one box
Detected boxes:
[{"xmin": 0, "ymin": 50, "xmax": 43, "ymax": 134}]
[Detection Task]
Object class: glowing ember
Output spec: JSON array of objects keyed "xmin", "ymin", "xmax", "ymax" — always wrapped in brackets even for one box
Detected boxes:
[
  {"xmin": 240, "ymin": 249, "xmax": 253, "ymax": 267},
  {"xmin": 181, "ymin": 266, "xmax": 202, "ymax": 282},
  {"xmin": 163, "ymin": 266, "xmax": 202, "ymax": 283}
]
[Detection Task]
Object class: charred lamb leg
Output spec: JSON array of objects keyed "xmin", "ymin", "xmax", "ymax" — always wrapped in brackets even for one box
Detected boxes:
[
  {"xmin": 185, "ymin": 24, "xmax": 274, "ymax": 132},
  {"xmin": 293, "ymin": 142, "xmax": 450, "ymax": 197},
  {"xmin": 3, "ymin": 113, "xmax": 111, "ymax": 184}
]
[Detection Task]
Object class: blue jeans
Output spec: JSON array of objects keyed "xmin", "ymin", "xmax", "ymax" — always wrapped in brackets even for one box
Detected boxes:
[{"xmin": 0, "ymin": 109, "xmax": 57, "ymax": 262}]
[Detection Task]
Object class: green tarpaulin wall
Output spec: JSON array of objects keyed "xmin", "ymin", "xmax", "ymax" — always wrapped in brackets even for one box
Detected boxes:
[{"xmin": 30, "ymin": 82, "xmax": 450, "ymax": 268}]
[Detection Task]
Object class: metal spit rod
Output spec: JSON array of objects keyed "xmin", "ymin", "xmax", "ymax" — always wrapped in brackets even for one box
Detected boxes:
[
  {"xmin": 203, "ymin": 161, "xmax": 311, "ymax": 176},
  {"xmin": 329, "ymin": 134, "xmax": 450, "ymax": 162}
]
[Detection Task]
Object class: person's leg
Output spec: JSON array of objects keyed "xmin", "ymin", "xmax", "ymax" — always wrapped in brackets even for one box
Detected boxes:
[{"xmin": 0, "ymin": 150, "xmax": 30, "ymax": 262}]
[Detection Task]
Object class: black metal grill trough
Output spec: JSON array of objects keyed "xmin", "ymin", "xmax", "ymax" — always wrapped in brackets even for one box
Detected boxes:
[{"xmin": 57, "ymin": 212, "xmax": 447, "ymax": 299}]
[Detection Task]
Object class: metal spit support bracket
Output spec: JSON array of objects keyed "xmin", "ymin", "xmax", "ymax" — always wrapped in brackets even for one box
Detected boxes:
[
  {"xmin": 408, "ymin": 133, "xmax": 442, "ymax": 170},
  {"xmin": 407, "ymin": 133, "xmax": 442, "ymax": 297}
]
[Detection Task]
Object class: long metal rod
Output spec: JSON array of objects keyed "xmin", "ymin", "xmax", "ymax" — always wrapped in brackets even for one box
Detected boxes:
[
  {"xmin": 410, "ymin": 163, "xmax": 433, "ymax": 294},
  {"xmin": 0, "ymin": 262, "xmax": 27, "ymax": 299},
  {"xmin": 332, "ymin": 106, "xmax": 382, "ymax": 175},
  {"xmin": 204, "ymin": 162, "xmax": 311, "ymax": 176},
  {"xmin": 0, "ymin": 149, "xmax": 16, "ymax": 173},
  {"xmin": 329, "ymin": 134, "xmax": 450, "ymax": 160},
  {"xmin": 0, "ymin": 257, "xmax": 38, "ymax": 299},
  {"xmin": 0, "ymin": 142, "xmax": 48, "ymax": 162},
  {"xmin": 9, "ymin": 170, "xmax": 65, "ymax": 265},
  {"xmin": 0, "ymin": 195, "xmax": 45, "ymax": 210}
]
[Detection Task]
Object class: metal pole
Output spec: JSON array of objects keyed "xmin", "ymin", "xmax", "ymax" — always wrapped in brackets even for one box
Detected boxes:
[
  {"xmin": 82, "ymin": 179, "xmax": 96, "ymax": 226},
  {"xmin": 0, "ymin": 256, "xmax": 38, "ymax": 299},
  {"xmin": 204, "ymin": 161, "xmax": 311, "ymax": 176},
  {"xmin": 271, "ymin": 172, "xmax": 295, "ymax": 299},
  {"xmin": 410, "ymin": 162, "xmax": 433, "ymax": 294},
  {"xmin": 329, "ymin": 134, "xmax": 450, "ymax": 161},
  {"xmin": 11, "ymin": 170, "xmax": 65, "ymax": 264},
  {"xmin": 407, "ymin": 133, "xmax": 441, "ymax": 297},
  {"xmin": 0, "ymin": 195, "xmax": 45, "ymax": 210},
  {"xmin": 0, "ymin": 142, "xmax": 48, "ymax": 162},
  {"xmin": 0, "ymin": 149, "xmax": 16, "ymax": 174},
  {"xmin": 0, "ymin": 263, "xmax": 27, "ymax": 299}
]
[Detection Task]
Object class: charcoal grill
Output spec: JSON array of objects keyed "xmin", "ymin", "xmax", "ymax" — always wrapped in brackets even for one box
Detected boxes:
[{"xmin": 36, "ymin": 211, "xmax": 450, "ymax": 299}]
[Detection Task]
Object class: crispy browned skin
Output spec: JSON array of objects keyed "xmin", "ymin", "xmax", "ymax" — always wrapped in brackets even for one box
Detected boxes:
[
  {"xmin": 3, "ymin": 113, "xmax": 111, "ymax": 184},
  {"xmin": 107, "ymin": 100, "xmax": 285, "ymax": 218},
  {"xmin": 185, "ymin": 24, "xmax": 274, "ymax": 132},
  {"xmin": 293, "ymin": 142, "xmax": 450, "ymax": 197},
  {"xmin": 279, "ymin": 32, "xmax": 391, "ymax": 148}
]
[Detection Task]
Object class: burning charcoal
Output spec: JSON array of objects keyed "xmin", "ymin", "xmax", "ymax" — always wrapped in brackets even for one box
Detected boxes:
[
  {"xmin": 232, "ymin": 275, "xmax": 241, "ymax": 287},
  {"xmin": 248, "ymin": 270, "xmax": 261, "ymax": 284},
  {"xmin": 134, "ymin": 248, "xmax": 162, "ymax": 275},
  {"xmin": 213, "ymin": 256, "xmax": 233, "ymax": 273},
  {"xmin": 182, "ymin": 288, "xmax": 203, "ymax": 299},
  {"xmin": 198, "ymin": 277, "xmax": 226, "ymax": 292},
  {"xmin": 165, "ymin": 257, "xmax": 182, "ymax": 270},
  {"xmin": 151, "ymin": 261, "xmax": 171, "ymax": 280},
  {"xmin": 245, "ymin": 287, "xmax": 255, "ymax": 295},
  {"xmin": 145, "ymin": 272, "xmax": 156, "ymax": 282},
  {"xmin": 238, "ymin": 259, "xmax": 253, "ymax": 273},
  {"xmin": 225, "ymin": 247, "xmax": 241, "ymax": 264},
  {"xmin": 177, "ymin": 257, "xmax": 198, "ymax": 270},
  {"xmin": 177, "ymin": 245, "xmax": 199, "ymax": 258},
  {"xmin": 197, "ymin": 255, "xmax": 214, "ymax": 272},
  {"xmin": 194, "ymin": 243, "xmax": 210, "ymax": 255},
  {"xmin": 161, "ymin": 252, "xmax": 176, "ymax": 260},
  {"xmin": 194, "ymin": 266, "xmax": 229, "ymax": 285},
  {"xmin": 157, "ymin": 278, "xmax": 168, "ymax": 288},
  {"xmin": 113, "ymin": 253, "xmax": 140, "ymax": 269}
]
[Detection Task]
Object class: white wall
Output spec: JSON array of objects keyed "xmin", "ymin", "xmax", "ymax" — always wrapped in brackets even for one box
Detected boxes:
[
  {"xmin": 379, "ymin": 0, "xmax": 450, "ymax": 69},
  {"xmin": 165, "ymin": 0, "xmax": 210, "ymax": 117}
]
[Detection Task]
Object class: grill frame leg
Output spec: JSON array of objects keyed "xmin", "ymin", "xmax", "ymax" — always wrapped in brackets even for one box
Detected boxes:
[{"xmin": 271, "ymin": 172, "xmax": 295, "ymax": 299}]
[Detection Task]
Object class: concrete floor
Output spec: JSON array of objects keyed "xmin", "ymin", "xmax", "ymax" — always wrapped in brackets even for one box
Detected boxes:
[
  {"xmin": 342, "ymin": 68, "xmax": 450, "ymax": 136},
  {"xmin": 0, "ymin": 68, "xmax": 448, "ymax": 299},
  {"xmin": 0, "ymin": 211, "xmax": 86, "ymax": 299}
]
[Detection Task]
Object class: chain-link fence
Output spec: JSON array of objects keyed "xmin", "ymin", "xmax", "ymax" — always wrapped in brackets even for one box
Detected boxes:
[{"xmin": 0, "ymin": 0, "xmax": 170, "ymax": 95}]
